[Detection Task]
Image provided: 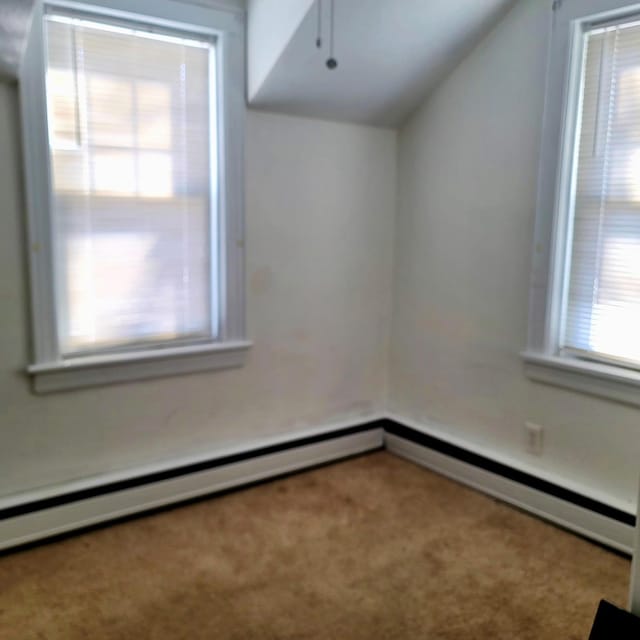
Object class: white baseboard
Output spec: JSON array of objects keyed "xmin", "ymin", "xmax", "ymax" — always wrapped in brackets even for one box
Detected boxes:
[
  {"xmin": 385, "ymin": 432, "xmax": 634, "ymax": 554},
  {"xmin": 1, "ymin": 410, "xmax": 633, "ymax": 556},
  {"xmin": 386, "ymin": 413, "xmax": 633, "ymax": 514},
  {"xmin": 0, "ymin": 424, "xmax": 383, "ymax": 551}
]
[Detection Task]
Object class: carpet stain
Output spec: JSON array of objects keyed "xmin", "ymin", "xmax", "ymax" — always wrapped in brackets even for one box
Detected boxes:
[{"xmin": 0, "ymin": 452, "xmax": 630, "ymax": 639}]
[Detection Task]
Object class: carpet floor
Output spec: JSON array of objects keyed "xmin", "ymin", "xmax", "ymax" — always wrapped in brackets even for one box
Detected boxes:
[{"xmin": 0, "ymin": 451, "xmax": 630, "ymax": 639}]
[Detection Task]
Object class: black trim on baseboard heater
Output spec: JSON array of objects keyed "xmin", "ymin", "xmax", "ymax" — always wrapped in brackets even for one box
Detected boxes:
[
  {"xmin": 0, "ymin": 421, "xmax": 386, "ymax": 521},
  {"xmin": 384, "ymin": 420, "xmax": 636, "ymax": 527}
]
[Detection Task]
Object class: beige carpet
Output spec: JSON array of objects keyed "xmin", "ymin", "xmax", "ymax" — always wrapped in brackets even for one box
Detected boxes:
[{"xmin": 0, "ymin": 452, "xmax": 630, "ymax": 639}]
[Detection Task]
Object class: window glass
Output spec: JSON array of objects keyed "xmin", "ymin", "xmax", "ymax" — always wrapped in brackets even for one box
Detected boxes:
[
  {"xmin": 44, "ymin": 13, "xmax": 216, "ymax": 354},
  {"xmin": 563, "ymin": 18, "xmax": 640, "ymax": 366}
]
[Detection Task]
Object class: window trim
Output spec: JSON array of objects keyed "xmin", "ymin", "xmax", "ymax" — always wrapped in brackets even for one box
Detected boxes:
[
  {"xmin": 19, "ymin": 0, "xmax": 249, "ymax": 392},
  {"xmin": 524, "ymin": 0, "xmax": 640, "ymax": 403},
  {"xmin": 28, "ymin": 340, "xmax": 252, "ymax": 393}
]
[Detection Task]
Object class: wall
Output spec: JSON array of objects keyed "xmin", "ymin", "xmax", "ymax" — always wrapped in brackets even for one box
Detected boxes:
[
  {"xmin": 0, "ymin": 0, "xmax": 33, "ymax": 82},
  {"xmin": 389, "ymin": 0, "xmax": 640, "ymax": 511},
  {"xmin": 3, "ymin": 0, "xmax": 634, "ymax": 515},
  {"xmin": 0, "ymin": 81, "xmax": 396, "ymax": 498}
]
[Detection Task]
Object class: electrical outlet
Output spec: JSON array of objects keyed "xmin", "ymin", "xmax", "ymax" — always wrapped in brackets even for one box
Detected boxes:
[{"xmin": 525, "ymin": 422, "xmax": 544, "ymax": 456}]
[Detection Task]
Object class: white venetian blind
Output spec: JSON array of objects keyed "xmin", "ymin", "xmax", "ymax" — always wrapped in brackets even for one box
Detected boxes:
[
  {"xmin": 564, "ymin": 19, "xmax": 640, "ymax": 367},
  {"xmin": 44, "ymin": 11, "xmax": 216, "ymax": 356}
]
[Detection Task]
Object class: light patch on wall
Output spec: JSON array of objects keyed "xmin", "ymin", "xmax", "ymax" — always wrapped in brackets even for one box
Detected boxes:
[{"xmin": 250, "ymin": 265, "xmax": 274, "ymax": 294}]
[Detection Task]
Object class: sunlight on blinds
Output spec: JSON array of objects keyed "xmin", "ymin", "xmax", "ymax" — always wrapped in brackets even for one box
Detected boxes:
[
  {"xmin": 44, "ymin": 12, "xmax": 216, "ymax": 355},
  {"xmin": 563, "ymin": 20, "xmax": 640, "ymax": 367}
]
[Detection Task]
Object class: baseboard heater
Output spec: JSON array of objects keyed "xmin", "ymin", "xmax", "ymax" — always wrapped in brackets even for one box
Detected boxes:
[
  {"xmin": 384, "ymin": 419, "xmax": 635, "ymax": 554},
  {"xmin": 0, "ymin": 420, "xmax": 385, "ymax": 552},
  {"xmin": 0, "ymin": 416, "xmax": 634, "ymax": 554}
]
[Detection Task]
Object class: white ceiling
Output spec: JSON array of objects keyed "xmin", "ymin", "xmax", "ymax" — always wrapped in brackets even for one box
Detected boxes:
[
  {"xmin": 0, "ymin": 0, "xmax": 516, "ymax": 129},
  {"xmin": 247, "ymin": 0, "xmax": 314, "ymax": 99},
  {"xmin": 248, "ymin": 0, "xmax": 516, "ymax": 127}
]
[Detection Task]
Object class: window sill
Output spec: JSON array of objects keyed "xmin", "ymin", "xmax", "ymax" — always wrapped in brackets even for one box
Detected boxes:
[
  {"xmin": 28, "ymin": 340, "xmax": 252, "ymax": 393},
  {"xmin": 521, "ymin": 350, "xmax": 640, "ymax": 408}
]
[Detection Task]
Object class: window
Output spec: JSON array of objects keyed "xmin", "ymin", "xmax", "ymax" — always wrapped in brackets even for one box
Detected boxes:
[
  {"xmin": 20, "ymin": 0, "xmax": 248, "ymax": 392},
  {"xmin": 564, "ymin": 17, "xmax": 640, "ymax": 368},
  {"xmin": 524, "ymin": 0, "xmax": 640, "ymax": 406}
]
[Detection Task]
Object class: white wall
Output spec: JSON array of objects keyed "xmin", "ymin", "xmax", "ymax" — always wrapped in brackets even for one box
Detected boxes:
[
  {"xmin": 389, "ymin": 0, "xmax": 640, "ymax": 511},
  {"xmin": 0, "ymin": 82, "xmax": 395, "ymax": 498},
  {"xmin": 4, "ymin": 0, "xmax": 636, "ymax": 514},
  {"xmin": 0, "ymin": 0, "xmax": 33, "ymax": 82}
]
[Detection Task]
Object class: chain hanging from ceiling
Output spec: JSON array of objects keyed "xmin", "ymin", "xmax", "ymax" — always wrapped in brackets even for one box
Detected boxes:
[{"xmin": 315, "ymin": 0, "xmax": 338, "ymax": 70}]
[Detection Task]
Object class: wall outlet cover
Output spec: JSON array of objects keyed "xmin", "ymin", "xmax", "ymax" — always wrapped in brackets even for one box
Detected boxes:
[{"xmin": 525, "ymin": 422, "xmax": 544, "ymax": 456}]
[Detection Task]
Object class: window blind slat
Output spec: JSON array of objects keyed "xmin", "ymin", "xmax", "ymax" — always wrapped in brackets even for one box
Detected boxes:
[
  {"xmin": 563, "ymin": 21, "xmax": 640, "ymax": 366},
  {"xmin": 44, "ymin": 14, "xmax": 215, "ymax": 355}
]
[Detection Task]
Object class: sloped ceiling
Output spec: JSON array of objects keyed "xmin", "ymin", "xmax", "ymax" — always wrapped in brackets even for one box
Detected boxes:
[
  {"xmin": 248, "ymin": 0, "xmax": 517, "ymax": 127},
  {"xmin": 247, "ymin": 0, "xmax": 314, "ymax": 99},
  {"xmin": 0, "ymin": 0, "xmax": 516, "ymax": 129}
]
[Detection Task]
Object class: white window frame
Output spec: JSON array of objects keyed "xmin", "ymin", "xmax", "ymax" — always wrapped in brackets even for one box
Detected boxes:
[
  {"xmin": 523, "ymin": 0, "xmax": 640, "ymax": 407},
  {"xmin": 19, "ymin": 0, "xmax": 250, "ymax": 393}
]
